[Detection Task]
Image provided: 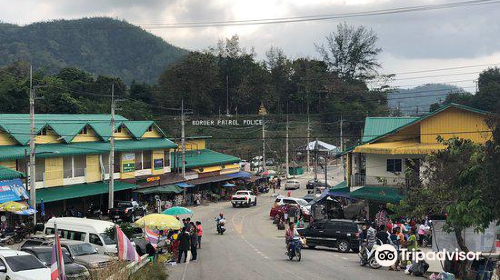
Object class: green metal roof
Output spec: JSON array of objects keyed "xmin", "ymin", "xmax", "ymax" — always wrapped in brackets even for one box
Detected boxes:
[
  {"xmin": 122, "ymin": 121, "xmax": 154, "ymax": 139},
  {"xmin": 0, "ymin": 138, "xmax": 177, "ymax": 161},
  {"xmin": 362, "ymin": 117, "xmax": 419, "ymax": 142},
  {"xmin": 172, "ymin": 149, "xmax": 240, "ymax": 169},
  {"xmin": 133, "ymin": 185, "xmax": 183, "ymax": 195},
  {"xmin": 350, "ymin": 186, "xmax": 405, "ymax": 203},
  {"xmin": 0, "ymin": 114, "xmax": 171, "ymax": 144},
  {"xmin": 37, "ymin": 181, "xmax": 137, "ymax": 203},
  {"xmin": 0, "ymin": 166, "xmax": 25, "ymax": 180}
]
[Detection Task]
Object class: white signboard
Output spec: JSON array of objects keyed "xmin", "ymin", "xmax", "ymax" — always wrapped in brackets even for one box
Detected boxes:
[
  {"xmin": 192, "ymin": 119, "xmax": 262, "ymax": 126},
  {"xmin": 432, "ymin": 220, "xmax": 497, "ymax": 253}
]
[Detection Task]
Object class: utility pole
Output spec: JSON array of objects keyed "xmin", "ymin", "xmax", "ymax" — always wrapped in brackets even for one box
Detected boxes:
[
  {"xmin": 108, "ymin": 84, "xmax": 115, "ymax": 210},
  {"xmin": 306, "ymin": 105, "xmax": 311, "ymax": 174},
  {"xmin": 314, "ymin": 138, "xmax": 318, "ymax": 181},
  {"xmin": 285, "ymin": 113, "xmax": 289, "ymax": 179},
  {"xmin": 262, "ymin": 118, "xmax": 266, "ymax": 174},
  {"xmin": 340, "ymin": 115, "xmax": 346, "ymax": 181},
  {"xmin": 181, "ymin": 100, "xmax": 187, "ymax": 203},
  {"xmin": 29, "ymin": 65, "xmax": 37, "ymax": 224},
  {"xmin": 226, "ymin": 75, "xmax": 229, "ymax": 116}
]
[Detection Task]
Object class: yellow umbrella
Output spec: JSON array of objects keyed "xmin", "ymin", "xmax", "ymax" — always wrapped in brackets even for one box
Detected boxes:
[
  {"xmin": 0, "ymin": 201, "xmax": 28, "ymax": 212},
  {"xmin": 134, "ymin": 214, "xmax": 183, "ymax": 230}
]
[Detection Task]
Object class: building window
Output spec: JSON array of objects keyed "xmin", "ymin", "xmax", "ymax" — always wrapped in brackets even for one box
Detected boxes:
[
  {"xmin": 79, "ymin": 127, "xmax": 88, "ymax": 135},
  {"xmin": 117, "ymin": 126, "xmax": 122, "ymax": 133},
  {"xmin": 164, "ymin": 151, "xmax": 170, "ymax": 167},
  {"xmin": 387, "ymin": 159, "xmax": 402, "ymax": 173},
  {"xmin": 63, "ymin": 156, "xmax": 73, "ymax": 178},
  {"xmin": 74, "ymin": 155, "xmax": 86, "ymax": 177},
  {"xmin": 135, "ymin": 152, "xmax": 143, "ymax": 170},
  {"xmin": 113, "ymin": 152, "xmax": 120, "ymax": 173},
  {"xmin": 147, "ymin": 126, "xmax": 153, "ymax": 132},
  {"xmin": 39, "ymin": 128, "xmax": 47, "ymax": 136},
  {"xmin": 143, "ymin": 151, "xmax": 151, "ymax": 169}
]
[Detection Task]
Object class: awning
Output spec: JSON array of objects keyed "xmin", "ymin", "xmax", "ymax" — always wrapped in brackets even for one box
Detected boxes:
[
  {"xmin": 0, "ymin": 179, "xmax": 29, "ymax": 203},
  {"xmin": 350, "ymin": 186, "xmax": 404, "ymax": 203},
  {"xmin": 353, "ymin": 141, "xmax": 446, "ymax": 155},
  {"xmin": 134, "ymin": 185, "xmax": 184, "ymax": 195},
  {"xmin": 187, "ymin": 175, "xmax": 232, "ymax": 185},
  {"xmin": 176, "ymin": 182, "xmax": 196, "ymax": 188},
  {"xmin": 329, "ymin": 181, "xmax": 349, "ymax": 193},
  {"xmin": 0, "ymin": 166, "xmax": 25, "ymax": 181},
  {"xmin": 37, "ymin": 181, "xmax": 138, "ymax": 203},
  {"xmin": 222, "ymin": 183, "xmax": 236, "ymax": 187},
  {"xmin": 225, "ymin": 171, "xmax": 252, "ymax": 179},
  {"xmin": 193, "ymin": 166, "xmax": 222, "ymax": 173}
]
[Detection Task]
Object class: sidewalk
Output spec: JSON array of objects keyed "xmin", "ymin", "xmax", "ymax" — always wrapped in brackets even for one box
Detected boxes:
[{"xmin": 420, "ymin": 247, "xmax": 444, "ymax": 273}]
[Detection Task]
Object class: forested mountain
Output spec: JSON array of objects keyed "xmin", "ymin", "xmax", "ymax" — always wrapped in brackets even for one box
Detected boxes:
[
  {"xmin": 388, "ymin": 84, "xmax": 466, "ymax": 115},
  {"xmin": 0, "ymin": 17, "xmax": 188, "ymax": 83}
]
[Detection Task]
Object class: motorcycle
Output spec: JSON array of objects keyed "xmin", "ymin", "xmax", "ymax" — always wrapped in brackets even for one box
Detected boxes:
[
  {"xmin": 86, "ymin": 202, "xmax": 103, "ymax": 219},
  {"xmin": 0, "ymin": 230, "xmax": 15, "ymax": 245},
  {"xmin": 216, "ymin": 218, "xmax": 226, "ymax": 235},
  {"xmin": 359, "ymin": 241, "xmax": 382, "ymax": 269},
  {"xmin": 287, "ymin": 237, "xmax": 302, "ymax": 261}
]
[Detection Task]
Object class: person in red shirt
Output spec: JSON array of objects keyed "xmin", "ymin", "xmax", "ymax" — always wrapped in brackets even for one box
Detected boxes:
[{"xmin": 196, "ymin": 221, "xmax": 203, "ymax": 249}]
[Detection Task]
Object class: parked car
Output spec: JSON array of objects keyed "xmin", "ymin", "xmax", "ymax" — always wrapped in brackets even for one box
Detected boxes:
[
  {"xmin": 44, "ymin": 217, "xmax": 117, "ymax": 255},
  {"xmin": 231, "ymin": 190, "xmax": 257, "ymax": 207},
  {"xmin": 20, "ymin": 237, "xmax": 52, "ymax": 249},
  {"xmin": 302, "ymin": 193, "xmax": 320, "ymax": 203},
  {"xmin": 22, "ymin": 246, "xmax": 90, "ymax": 279},
  {"xmin": 108, "ymin": 200, "xmax": 146, "ymax": 222},
  {"xmin": 306, "ymin": 179, "xmax": 329, "ymax": 190},
  {"xmin": 284, "ymin": 180, "xmax": 300, "ymax": 190},
  {"xmin": 0, "ymin": 247, "xmax": 50, "ymax": 280},
  {"xmin": 297, "ymin": 219, "xmax": 360, "ymax": 253},
  {"xmin": 270, "ymin": 197, "xmax": 311, "ymax": 221},
  {"xmin": 60, "ymin": 241, "xmax": 114, "ymax": 270}
]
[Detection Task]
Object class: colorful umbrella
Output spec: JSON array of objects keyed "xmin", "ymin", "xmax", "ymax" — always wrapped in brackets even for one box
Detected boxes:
[
  {"xmin": 162, "ymin": 206, "xmax": 193, "ymax": 216},
  {"xmin": 134, "ymin": 214, "xmax": 183, "ymax": 230},
  {"xmin": 14, "ymin": 208, "xmax": 37, "ymax": 215},
  {"xmin": 0, "ymin": 201, "xmax": 28, "ymax": 212}
]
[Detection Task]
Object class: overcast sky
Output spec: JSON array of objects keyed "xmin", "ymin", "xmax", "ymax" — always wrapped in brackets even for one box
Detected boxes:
[{"xmin": 2, "ymin": 0, "xmax": 500, "ymax": 90}]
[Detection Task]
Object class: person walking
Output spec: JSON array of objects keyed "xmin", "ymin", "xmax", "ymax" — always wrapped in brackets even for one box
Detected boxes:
[
  {"xmin": 196, "ymin": 221, "xmax": 203, "ymax": 249},
  {"xmin": 177, "ymin": 227, "xmax": 191, "ymax": 263},
  {"xmin": 189, "ymin": 222, "xmax": 198, "ymax": 261}
]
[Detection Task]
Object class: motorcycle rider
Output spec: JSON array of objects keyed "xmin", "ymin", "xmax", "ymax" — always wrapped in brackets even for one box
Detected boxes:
[
  {"xmin": 360, "ymin": 222, "xmax": 377, "ymax": 260},
  {"xmin": 216, "ymin": 213, "xmax": 225, "ymax": 233},
  {"xmin": 285, "ymin": 221, "xmax": 299, "ymax": 255}
]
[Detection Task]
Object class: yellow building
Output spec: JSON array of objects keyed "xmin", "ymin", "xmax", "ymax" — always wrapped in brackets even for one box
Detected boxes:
[
  {"xmin": 342, "ymin": 103, "xmax": 492, "ymax": 201},
  {"xmin": 0, "ymin": 114, "xmax": 177, "ymax": 213}
]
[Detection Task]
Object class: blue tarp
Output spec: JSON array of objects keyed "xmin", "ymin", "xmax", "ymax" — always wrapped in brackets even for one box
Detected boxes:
[
  {"xmin": 176, "ymin": 182, "xmax": 196, "ymax": 188},
  {"xmin": 225, "ymin": 171, "xmax": 252, "ymax": 179},
  {"xmin": 0, "ymin": 179, "xmax": 29, "ymax": 204},
  {"xmin": 222, "ymin": 183, "xmax": 236, "ymax": 187}
]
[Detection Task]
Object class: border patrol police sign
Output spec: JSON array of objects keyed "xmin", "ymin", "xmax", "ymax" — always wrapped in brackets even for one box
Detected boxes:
[{"xmin": 192, "ymin": 119, "xmax": 263, "ymax": 126}]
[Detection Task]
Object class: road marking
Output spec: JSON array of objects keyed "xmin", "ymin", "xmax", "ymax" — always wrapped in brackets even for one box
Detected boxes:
[
  {"xmin": 341, "ymin": 257, "xmax": 348, "ymax": 260},
  {"xmin": 180, "ymin": 251, "xmax": 192, "ymax": 280}
]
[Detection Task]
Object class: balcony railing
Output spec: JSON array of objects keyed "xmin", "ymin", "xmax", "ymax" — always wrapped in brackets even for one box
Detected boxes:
[{"xmin": 351, "ymin": 174, "xmax": 410, "ymax": 188}]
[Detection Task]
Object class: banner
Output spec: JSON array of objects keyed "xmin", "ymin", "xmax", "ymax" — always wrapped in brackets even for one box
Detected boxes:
[
  {"xmin": 0, "ymin": 179, "xmax": 29, "ymax": 203},
  {"xmin": 122, "ymin": 153, "xmax": 135, "ymax": 173},
  {"xmin": 154, "ymin": 158, "xmax": 164, "ymax": 170}
]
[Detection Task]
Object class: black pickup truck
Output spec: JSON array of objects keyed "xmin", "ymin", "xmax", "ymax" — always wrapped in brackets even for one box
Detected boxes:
[{"xmin": 108, "ymin": 201, "xmax": 146, "ymax": 222}]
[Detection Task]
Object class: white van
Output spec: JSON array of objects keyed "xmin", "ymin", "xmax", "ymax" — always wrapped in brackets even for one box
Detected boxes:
[{"xmin": 44, "ymin": 217, "xmax": 117, "ymax": 255}]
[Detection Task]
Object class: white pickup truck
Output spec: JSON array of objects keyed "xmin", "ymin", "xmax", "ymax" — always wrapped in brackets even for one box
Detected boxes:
[{"xmin": 231, "ymin": 190, "xmax": 257, "ymax": 208}]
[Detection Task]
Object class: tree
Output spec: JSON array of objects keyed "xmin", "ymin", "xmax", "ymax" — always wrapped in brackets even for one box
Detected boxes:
[
  {"xmin": 157, "ymin": 51, "xmax": 220, "ymax": 115},
  {"xmin": 472, "ymin": 67, "xmax": 500, "ymax": 113},
  {"xmin": 399, "ymin": 137, "xmax": 499, "ymax": 253},
  {"xmin": 266, "ymin": 47, "xmax": 292, "ymax": 114},
  {"xmin": 316, "ymin": 22, "xmax": 382, "ymax": 81}
]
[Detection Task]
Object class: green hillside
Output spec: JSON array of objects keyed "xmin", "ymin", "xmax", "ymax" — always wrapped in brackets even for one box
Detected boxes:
[{"xmin": 0, "ymin": 17, "xmax": 188, "ymax": 83}]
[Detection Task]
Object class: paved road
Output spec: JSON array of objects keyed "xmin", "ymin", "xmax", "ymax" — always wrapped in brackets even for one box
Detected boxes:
[{"xmin": 168, "ymin": 166, "xmax": 409, "ymax": 280}]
